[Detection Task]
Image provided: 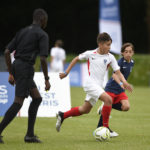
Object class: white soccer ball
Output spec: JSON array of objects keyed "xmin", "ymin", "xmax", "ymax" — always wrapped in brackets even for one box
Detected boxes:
[{"xmin": 93, "ymin": 127, "xmax": 110, "ymax": 141}]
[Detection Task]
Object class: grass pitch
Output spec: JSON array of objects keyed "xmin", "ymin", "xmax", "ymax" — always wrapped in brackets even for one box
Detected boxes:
[{"xmin": 0, "ymin": 86, "xmax": 150, "ymax": 150}]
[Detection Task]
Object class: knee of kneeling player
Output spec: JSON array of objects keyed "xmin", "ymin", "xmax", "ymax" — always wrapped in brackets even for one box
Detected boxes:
[{"xmin": 122, "ymin": 105, "xmax": 130, "ymax": 111}]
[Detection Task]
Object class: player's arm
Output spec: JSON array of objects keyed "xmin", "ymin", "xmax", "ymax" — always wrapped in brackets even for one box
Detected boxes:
[
  {"xmin": 59, "ymin": 56, "xmax": 79, "ymax": 79},
  {"xmin": 40, "ymin": 56, "xmax": 49, "ymax": 79},
  {"xmin": 39, "ymin": 33, "xmax": 51, "ymax": 91},
  {"xmin": 4, "ymin": 49, "xmax": 12, "ymax": 75},
  {"xmin": 40, "ymin": 56, "xmax": 51, "ymax": 91},
  {"xmin": 114, "ymin": 70, "xmax": 133, "ymax": 92},
  {"xmin": 110, "ymin": 54, "xmax": 132, "ymax": 92},
  {"xmin": 4, "ymin": 49, "xmax": 15, "ymax": 85},
  {"xmin": 112, "ymin": 72, "xmax": 125, "ymax": 89}
]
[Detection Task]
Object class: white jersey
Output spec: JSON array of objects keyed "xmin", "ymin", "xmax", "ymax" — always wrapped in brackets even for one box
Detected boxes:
[
  {"xmin": 79, "ymin": 49, "xmax": 120, "ymax": 87},
  {"xmin": 50, "ymin": 47, "xmax": 66, "ymax": 72}
]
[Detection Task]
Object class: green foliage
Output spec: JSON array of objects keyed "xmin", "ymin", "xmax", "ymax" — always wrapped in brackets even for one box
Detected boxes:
[
  {"xmin": 34, "ymin": 56, "xmax": 41, "ymax": 71},
  {"xmin": 128, "ymin": 54, "xmax": 150, "ymax": 86},
  {"xmin": 0, "ymin": 87, "xmax": 150, "ymax": 150}
]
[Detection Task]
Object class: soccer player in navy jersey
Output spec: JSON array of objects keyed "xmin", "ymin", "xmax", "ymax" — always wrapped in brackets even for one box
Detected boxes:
[{"xmin": 97, "ymin": 43, "xmax": 134, "ymax": 137}]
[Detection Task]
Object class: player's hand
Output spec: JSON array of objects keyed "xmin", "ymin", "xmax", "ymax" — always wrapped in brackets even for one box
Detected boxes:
[
  {"xmin": 120, "ymin": 84, "xmax": 125, "ymax": 90},
  {"xmin": 123, "ymin": 82, "xmax": 133, "ymax": 93},
  {"xmin": 45, "ymin": 80, "xmax": 51, "ymax": 91},
  {"xmin": 59, "ymin": 72, "xmax": 67, "ymax": 79},
  {"xmin": 8, "ymin": 74, "xmax": 15, "ymax": 86}
]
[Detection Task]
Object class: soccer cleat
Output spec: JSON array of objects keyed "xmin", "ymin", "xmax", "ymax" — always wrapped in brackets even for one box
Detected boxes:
[
  {"xmin": 0, "ymin": 136, "xmax": 4, "ymax": 144},
  {"xmin": 108, "ymin": 127, "xmax": 119, "ymax": 138},
  {"xmin": 97, "ymin": 102, "xmax": 104, "ymax": 115},
  {"xmin": 56, "ymin": 111, "xmax": 64, "ymax": 132},
  {"xmin": 24, "ymin": 135, "xmax": 42, "ymax": 143}
]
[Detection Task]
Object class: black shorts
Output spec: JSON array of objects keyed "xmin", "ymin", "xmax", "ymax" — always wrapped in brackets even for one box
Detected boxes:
[{"xmin": 12, "ymin": 59, "xmax": 37, "ymax": 98}]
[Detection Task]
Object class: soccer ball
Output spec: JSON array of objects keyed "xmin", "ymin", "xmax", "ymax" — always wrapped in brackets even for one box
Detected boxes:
[{"xmin": 93, "ymin": 127, "xmax": 110, "ymax": 141}]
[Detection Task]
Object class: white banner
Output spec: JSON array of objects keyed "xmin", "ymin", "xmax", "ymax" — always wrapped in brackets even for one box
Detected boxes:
[
  {"xmin": 19, "ymin": 72, "xmax": 71, "ymax": 117},
  {"xmin": 99, "ymin": 20, "xmax": 122, "ymax": 54},
  {"xmin": 99, "ymin": 0, "xmax": 122, "ymax": 54}
]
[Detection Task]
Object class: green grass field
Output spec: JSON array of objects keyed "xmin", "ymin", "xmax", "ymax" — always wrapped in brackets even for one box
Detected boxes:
[{"xmin": 0, "ymin": 87, "xmax": 150, "ymax": 150}]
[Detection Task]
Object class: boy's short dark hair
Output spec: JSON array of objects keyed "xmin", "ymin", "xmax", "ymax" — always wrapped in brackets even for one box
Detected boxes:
[
  {"xmin": 97, "ymin": 32, "xmax": 112, "ymax": 44},
  {"xmin": 33, "ymin": 8, "xmax": 48, "ymax": 23},
  {"xmin": 121, "ymin": 43, "xmax": 134, "ymax": 53}
]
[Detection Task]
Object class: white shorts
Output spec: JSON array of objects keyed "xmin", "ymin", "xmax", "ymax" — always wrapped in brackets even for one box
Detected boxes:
[{"xmin": 83, "ymin": 84, "xmax": 104, "ymax": 106}]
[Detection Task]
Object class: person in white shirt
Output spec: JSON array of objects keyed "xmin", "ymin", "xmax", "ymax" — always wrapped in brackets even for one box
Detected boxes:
[
  {"xmin": 10, "ymin": 50, "xmax": 16, "ymax": 63},
  {"xmin": 55, "ymin": 32, "xmax": 133, "ymax": 136},
  {"xmin": 50, "ymin": 40, "xmax": 66, "ymax": 72}
]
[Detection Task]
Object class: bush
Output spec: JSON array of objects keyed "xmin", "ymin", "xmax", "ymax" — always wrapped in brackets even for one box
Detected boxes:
[{"xmin": 127, "ymin": 54, "xmax": 150, "ymax": 86}]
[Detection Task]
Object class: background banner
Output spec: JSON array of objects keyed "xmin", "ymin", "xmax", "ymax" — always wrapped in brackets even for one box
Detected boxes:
[
  {"xmin": 20, "ymin": 72, "xmax": 71, "ymax": 117},
  {"xmin": 99, "ymin": 0, "xmax": 122, "ymax": 54},
  {"xmin": 0, "ymin": 72, "xmax": 15, "ymax": 116},
  {"xmin": 0, "ymin": 72, "xmax": 71, "ymax": 117}
]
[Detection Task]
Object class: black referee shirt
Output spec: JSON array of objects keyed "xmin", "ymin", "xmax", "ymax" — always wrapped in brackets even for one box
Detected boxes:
[{"xmin": 6, "ymin": 24, "xmax": 49, "ymax": 65}]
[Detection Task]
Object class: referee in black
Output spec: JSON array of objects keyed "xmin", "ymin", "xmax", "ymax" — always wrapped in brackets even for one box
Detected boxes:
[{"xmin": 0, "ymin": 8, "xmax": 50, "ymax": 143}]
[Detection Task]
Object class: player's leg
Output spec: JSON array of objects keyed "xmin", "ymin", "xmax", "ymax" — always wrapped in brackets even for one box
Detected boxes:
[
  {"xmin": 120, "ymin": 100, "xmax": 130, "ymax": 111},
  {"xmin": 63, "ymin": 101, "xmax": 93, "ymax": 118},
  {"xmin": 97, "ymin": 92, "xmax": 114, "ymax": 127},
  {"xmin": 97, "ymin": 93, "xmax": 119, "ymax": 137},
  {"xmin": 112, "ymin": 102, "xmax": 122, "ymax": 111},
  {"xmin": 0, "ymin": 59, "xmax": 27, "ymax": 143},
  {"xmin": 56, "ymin": 101, "xmax": 93, "ymax": 132},
  {"xmin": 98, "ymin": 92, "xmax": 112, "ymax": 128},
  {"xmin": 97, "ymin": 92, "xmax": 115, "ymax": 115},
  {"xmin": 112, "ymin": 92, "xmax": 129, "ymax": 111},
  {"xmin": 0, "ymin": 96, "xmax": 24, "ymax": 143},
  {"xmin": 24, "ymin": 85, "xmax": 42, "ymax": 143}
]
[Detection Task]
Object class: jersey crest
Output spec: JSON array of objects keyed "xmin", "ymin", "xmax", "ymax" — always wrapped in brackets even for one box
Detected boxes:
[{"xmin": 104, "ymin": 59, "xmax": 107, "ymax": 64}]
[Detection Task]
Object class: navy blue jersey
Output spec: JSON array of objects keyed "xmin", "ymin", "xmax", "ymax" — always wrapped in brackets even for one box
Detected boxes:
[{"xmin": 105, "ymin": 57, "xmax": 134, "ymax": 94}]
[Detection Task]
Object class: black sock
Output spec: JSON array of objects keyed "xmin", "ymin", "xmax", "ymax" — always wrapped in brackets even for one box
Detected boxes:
[
  {"xmin": 26, "ymin": 98, "xmax": 42, "ymax": 137},
  {"xmin": 112, "ymin": 103, "xmax": 122, "ymax": 111},
  {"xmin": 0, "ymin": 103, "xmax": 22, "ymax": 135},
  {"xmin": 97, "ymin": 115, "xmax": 103, "ymax": 128}
]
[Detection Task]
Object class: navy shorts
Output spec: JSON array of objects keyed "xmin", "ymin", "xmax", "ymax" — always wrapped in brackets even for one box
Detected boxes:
[{"xmin": 12, "ymin": 59, "xmax": 37, "ymax": 98}]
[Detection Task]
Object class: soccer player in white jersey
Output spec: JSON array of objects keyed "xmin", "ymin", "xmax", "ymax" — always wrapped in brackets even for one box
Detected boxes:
[
  {"xmin": 56, "ymin": 32, "xmax": 133, "ymax": 134},
  {"xmin": 50, "ymin": 40, "xmax": 66, "ymax": 72}
]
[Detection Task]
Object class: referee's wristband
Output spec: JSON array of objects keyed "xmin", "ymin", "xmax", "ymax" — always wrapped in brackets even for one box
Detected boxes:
[
  {"xmin": 64, "ymin": 71, "xmax": 68, "ymax": 76},
  {"xmin": 119, "ymin": 82, "xmax": 123, "ymax": 86},
  {"xmin": 45, "ymin": 76, "xmax": 49, "ymax": 80}
]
